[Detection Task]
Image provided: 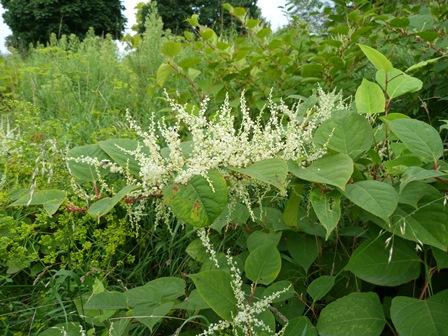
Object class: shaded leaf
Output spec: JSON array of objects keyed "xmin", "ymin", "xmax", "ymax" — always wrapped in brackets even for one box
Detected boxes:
[
  {"xmin": 317, "ymin": 292, "xmax": 385, "ymax": 336},
  {"xmin": 310, "ymin": 188, "xmax": 341, "ymax": 240},
  {"xmin": 391, "ymin": 290, "xmax": 448, "ymax": 336},
  {"xmin": 400, "ymin": 167, "xmax": 446, "ymax": 192},
  {"xmin": 346, "ymin": 236, "xmax": 420, "ymax": 286},
  {"xmin": 307, "ymin": 276, "xmax": 336, "ymax": 302},
  {"xmin": 378, "ymin": 204, "xmax": 448, "ymax": 251},
  {"xmin": 246, "ymin": 231, "xmax": 282, "ymax": 252},
  {"xmin": 133, "ymin": 302, "xmax": 174, "ymax": 331},
  {"xmin": 286, "ymin": 232, "xmax": 319, "ymax": 272},
  {"xmin": 284, "ymin": 317, "xmax": 318, "ymax": 336},
  {"xmin": 245, "ymin": 243, "xmax": 282, "ymax": 285},
  {"xmin": 190, "ymin": 270, "xmax": 237, "ymax": 320},
  {"xmin": 85, "ymin": 291, "xmax": 127, "ymax": 310}
]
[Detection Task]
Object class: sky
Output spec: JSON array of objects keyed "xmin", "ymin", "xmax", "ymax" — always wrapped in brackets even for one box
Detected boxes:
[{"xmin": 0, "ymin": 0, "xmax": 288, "ymax": 54}]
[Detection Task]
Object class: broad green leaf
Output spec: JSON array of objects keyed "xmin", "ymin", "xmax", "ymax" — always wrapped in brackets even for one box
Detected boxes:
[
  {"xmin": 186, "ymin": 14, "xmax": 199, "ymax": 26},
  {"xmin": 246, "ymin": 231, "xmax": 282, "ymax": 252},
  {"xmin": 10, "ymin": 189, "xmax": 66, "ymax": 216},
  {"xmin": 286, "ymin": 232, "xmax": 319, "ymax": 272},
  {"xmin": 230, "ymin": 158, "xmax": 288, "ymax": 191},
  {"xmin": 358, "ymin": 44, "xmax": 393, "ymax": 71},
  {"xmin": 186, "ymin": 239, "xmax": 208, "ymax": 263},
  {"xmin": 432, "ymin": 248, "xmax": 448, "ymax": 270},
  {"xmin": 284, "ymin": 317, "xmax": 318, "ymax": 336},
  {"xmin": 314, "ymin": 112, "xmax": 374, "ymax": 158},
  {"xmin": 255, "ymin": 310, "xmax": 276, "ymax": 335},
  {"xmin": 246, "ymin": 18, "xmax": 260, "ymax": 28},
  {"xmin": 317, "ymin": 292, "xmax": 385, "ymax": 336},
  {"xmin": 38, "ymin": 323, "xmax": 83, "ymax": 336},
  {"xmin": 126, "ymin": 277, "xmax": 186, "ymax": 307},
  {"xmin": 302, "ymin": 63, "xmax": 323, "ymax": 78},
  {"xmin": 384, "ymin": 155, "xmax": 423, "ymax": 175},
  {"xmin": 163, "ymin": 170, "xmax": 228, "ymax": 227},
  {"xmin": 245, "ymin": 243, "xmax": 281, "ymax": 285},
  {"xmin": 88, "ymin": 185, "xmax": 137, "ymax": 217},
  {"xmin": 399, "ymin": 181, "xmax": 440, "ymax": 208},
  {"xmin": 310, "ymin": 188, "xmax": 341, "ymax": 240},
  {"xmin": 376, "ymin": 68, "xmax": 423, "ymax": 99},
  {"xmin": 190, "ymin": 270, "xmax": 237, "ymax": 320},
  {"xmin": 178, "ymin": 56, "xmax": 200, "ymax": 69},
  {"xmin": 98, "ymin": 138, "xmax": 149, "ymax": 175},
  {"xmin": 126, "ymin": 285, "xmax": 161, "ymax": 307},
  {"xmin": 282, "ymin": 184, "xmax": 303, "ymax": 228},
  {"xmin": 187, "ymin": 68, "xmax": 201, "ymax": 81},
  {"xmin": 386, "ymin": 119, "xmax": 443, "ymax": 163},
  {"xmin": 400, "ymin": 166, "xmax": 446, "ymax": 191},
  {"xmin": 391, "ymin": 290, "xmax": 448, "ymax": 336},
  {"xmin": 109, "ymin": 319, "xmax": 129, "ymax": 336},
  {"xmin": 161, "ymin": 41, "xmax": 182, "ymax": 58},
  {"xmin": 307, "ymin": 275, "xmax": 335, "ymax": 302},
  {"xmin": 133, "ymin": 302, "xmax": 174, "ymax": 331},
  {"xmin": 346, "ymin": 236, "xmax": 420, "ymax": 286},
  {"xmin": 344, "ymin": 181, "xmax": 398, "ymax": 221},
  {"xmin": 85, "ymin": 291, "xmax": 127, "ymax": 310},
  {"xmin": 210, "ymin": 202, "xmax": 249, "ymax": 233},
  {"xmin": 222, "ymin": 3, "xmax": 234, "ymax": 13},
  {"xmin": 200, "ymin": 28, "xmax": 217, "ymax": 42},
  {"xmin": 289, "ymin": 154, "xmax": 353, "ymax": 190},
  {"xmin": 409, "ymin": 14, "xmax": 435, "ymax": 31},
  {"xmin": 67, "ymin": 144, "xmax": 110, "ymax": 182},
  {"xmin": 175, "ymin": 289, "xmax": 208, "ymax": 311},
  {"xmin": 253, "ymin": 206, "xmax": 289, "ymax": 231},
  {"xmin": 233, "ymin": 6, "xmax": 246, "ymax": 18},
  {"xmin": 156, "ymin": 63, "xmax": 173, "ymax": 87},
  {"xmin": 355, "ymin": 79, "xmax": 386, "ymax": 114},
  {"xmin": 386, "ymin": 204, "xmax": 448, "ymax": 251},
  {"xmin": 406, "ymin": 57, "xmax": 442, "ymax": 72}
]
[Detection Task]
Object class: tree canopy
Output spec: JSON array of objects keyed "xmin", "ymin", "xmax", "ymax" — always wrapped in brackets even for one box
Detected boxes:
[
  {"xmin": 133, "ymin": 0, "xmax": 261, "ymax": 35},
  {"xmin": 0, "ymin": 0, "xmax": 126, "ymax": 49}
]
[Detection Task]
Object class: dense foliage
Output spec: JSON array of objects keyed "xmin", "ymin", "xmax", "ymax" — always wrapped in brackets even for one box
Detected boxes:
[
  {"xmin": 1, "ymin": 1, "xmax": 448, "ymax": 335},
  {"xmin": 0, "ymin": 0, "xmax": 126, "ymax": 50},
  {"xmin": 133, "ymin": 0, "xmax": 260, "ymax": 35}
]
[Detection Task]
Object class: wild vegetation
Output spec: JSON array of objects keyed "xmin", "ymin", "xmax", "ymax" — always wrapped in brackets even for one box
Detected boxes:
[{"xmin": 1, "ymin": 1, "xmax": 448, "ymax": 335}]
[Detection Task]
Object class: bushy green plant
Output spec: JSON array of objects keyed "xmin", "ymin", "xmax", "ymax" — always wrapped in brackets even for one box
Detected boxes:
[
  {"xmin": 11, "ymin": 46, "xmax": 448, "ymax": 335},
  {"xmin": 2, "ymin": 3, "xmax": 448, "ymax": 335}
]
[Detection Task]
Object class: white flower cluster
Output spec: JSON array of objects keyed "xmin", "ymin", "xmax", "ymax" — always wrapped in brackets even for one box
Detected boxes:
[
  {"xmin": 122, "ymin": 88, "xmax": 346, "ymax": 194},
  {"xmin": 197, "ymin": 228, "xmax": 220, "ymax": 268},
  {"xmin": 0, "ymin": 116, "xmax": 21, "ymax": 158},
  {"xmin": 198, "ymin": 250, "xmax": 290, "ymax": 336},
  {"xmin": 65, "ymin": 89, "xmax": 346, "ymax": 229}
]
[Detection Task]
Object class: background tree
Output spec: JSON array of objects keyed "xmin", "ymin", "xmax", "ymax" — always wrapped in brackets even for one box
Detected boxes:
[
  {"xmin": 133, "ymin": 0, "xmax": 261, "ymax": 35},
  {"xmin": 0, "ymin": 0, "xmax": 126, "ymax": 50}
]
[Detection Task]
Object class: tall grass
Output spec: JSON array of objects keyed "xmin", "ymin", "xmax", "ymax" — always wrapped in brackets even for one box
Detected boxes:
[{"xmin": 1, "ymin": 12, "xmax": 171, "ymax": 145}]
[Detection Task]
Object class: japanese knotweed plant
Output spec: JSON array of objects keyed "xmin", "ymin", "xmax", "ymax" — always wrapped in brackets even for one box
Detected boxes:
[
  {"xmin": 61, "ymin": 87, "xmax": 347, "ymax": 230},
  {"xmin": 12, "ymin": 45, "xmax": 448, "ymax": 336}
]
